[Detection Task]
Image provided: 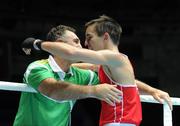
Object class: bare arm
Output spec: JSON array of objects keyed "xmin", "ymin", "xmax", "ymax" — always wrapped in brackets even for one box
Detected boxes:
[
  {"xmin": 136, "ymin": 79, "xmax": 172, "ymax": 110},
  {"xmin": 22, "ymin": 38, "xmax": 125, "ymax": 67},
  {"xmin": 38, "ymin": 78, "xmax": 121, "ymax": 106},
  {"xmin": 41, "ymin": 42, "xmax": 124, "ymax": 67}
]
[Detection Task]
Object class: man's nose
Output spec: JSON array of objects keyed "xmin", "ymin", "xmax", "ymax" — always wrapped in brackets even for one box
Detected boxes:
[{"xmin": 84, "ymin": 40, "xmax": 88, "ymax": 47}]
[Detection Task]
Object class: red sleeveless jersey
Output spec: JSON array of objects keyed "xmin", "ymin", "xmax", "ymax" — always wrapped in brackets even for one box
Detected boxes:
[{"xmin": 98, "ymin": 66, "xmax": 142, "ymax": 126}]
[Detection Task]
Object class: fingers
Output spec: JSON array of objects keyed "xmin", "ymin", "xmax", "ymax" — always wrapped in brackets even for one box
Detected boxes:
[
  {"xmin": 104, "ymin": 98, "xmax": 115, "ymax": 106},
  {"xmin": 105, "ymin": 85, "xmax": 122, "ymax": 105},
  {"xmin": 109, "ymin": 90, "xmax": 121, "ymax": 102},
  {"xmin": 111, "ymin": 85, "xmax": 122, "ymax": 95},
  {"xmin": 96, "ymin": 84, "xmax": 122, "ymax": 106},
  {"xmin": 163, "ymin": 95, "xmax": 173, "ymax": 111},
  {"xmin": 154, "ymin": 95, "xmax": 164, "ymax": 104},
  {"xmin": 108, "ymin": 93, "xmax": 121, "ymax": 103},
  {"xmin": 154, "ymin": 94, "xmax": 173, "ymax": 111},
  {"xmin": 103, "ymin": 89, "xmax": 122, "ymax": 105},
  {"xmin": 103, "ymin": 93, "xmax": 122, "ymax": 106},
  {"xmin": 166, "ymin": 100, "xmax": 173, "ymax": 111}
]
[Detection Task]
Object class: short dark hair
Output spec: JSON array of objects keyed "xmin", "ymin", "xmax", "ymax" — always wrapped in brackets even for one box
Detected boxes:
[
  {"xmin": 46, "ymin": 25, "xmax": 76, "ymax": 41},
  {"xmin": 85, "ymin": 15, "xmax": 122, "ymax": 45}
]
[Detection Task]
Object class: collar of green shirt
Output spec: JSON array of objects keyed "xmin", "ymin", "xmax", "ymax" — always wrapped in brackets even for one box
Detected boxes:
[{"xmin": 48, "ymin": 55, "xmax": 73, "ymax": 80}]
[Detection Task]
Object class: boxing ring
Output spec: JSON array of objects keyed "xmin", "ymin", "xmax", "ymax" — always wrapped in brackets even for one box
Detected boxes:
[{"xmin": 0, "ymin": 81, "xmax": 180, "ymax": 126}]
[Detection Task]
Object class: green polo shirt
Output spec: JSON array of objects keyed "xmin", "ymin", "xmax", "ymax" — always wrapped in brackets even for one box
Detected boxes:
[{"xmin": 13, "ymin": 56, "xmax": 99, "ymax": 126}]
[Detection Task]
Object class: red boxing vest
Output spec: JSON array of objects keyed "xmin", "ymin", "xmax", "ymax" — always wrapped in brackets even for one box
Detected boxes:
[{"xmin": 98, "ymin": 66, "xmax": 142, "ymax": 126}]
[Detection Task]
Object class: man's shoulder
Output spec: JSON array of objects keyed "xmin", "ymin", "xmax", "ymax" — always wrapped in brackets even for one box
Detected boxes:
[{"xmin": 27, "ymin": 59, "xmax": 50, "ymax": 70}]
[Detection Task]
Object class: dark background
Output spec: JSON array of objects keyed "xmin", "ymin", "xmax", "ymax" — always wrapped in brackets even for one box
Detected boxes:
[{"xmin": 0, "ymin": 0, "xmax": 180, "ymax": 125}]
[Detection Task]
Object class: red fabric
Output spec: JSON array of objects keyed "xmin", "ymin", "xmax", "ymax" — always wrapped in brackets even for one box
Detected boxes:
[{"xmin": 98, "ymin": 66, "xmax": 142, "ymax": 126}]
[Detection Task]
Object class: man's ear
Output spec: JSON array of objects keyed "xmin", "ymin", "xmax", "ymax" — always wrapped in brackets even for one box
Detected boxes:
[{"xmin": 104, "ymin": 32, "xmax": 109, "ymax": 40}]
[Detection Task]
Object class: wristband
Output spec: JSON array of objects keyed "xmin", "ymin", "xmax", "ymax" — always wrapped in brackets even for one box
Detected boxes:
[{"xmin": 33, "ymin": 39, "xmax": 43, "ymax": 50}]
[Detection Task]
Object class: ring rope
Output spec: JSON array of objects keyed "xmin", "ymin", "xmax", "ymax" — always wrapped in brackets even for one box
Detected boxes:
[{"xmin": 0, "ymin": 81, "xmax": 180, "ymax": 126}]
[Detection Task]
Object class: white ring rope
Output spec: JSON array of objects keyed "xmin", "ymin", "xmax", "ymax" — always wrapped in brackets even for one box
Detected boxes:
[
  {"xmin": 0, "ymin": 81, "xmax": 180, "ymax": 126},
  {"xmin": 140, "ymin": 95, "xmax": 180, "ymax": 126},
  {"xmin": 0, "ymin": 81, "xmax": 37, "ymax": 93}
]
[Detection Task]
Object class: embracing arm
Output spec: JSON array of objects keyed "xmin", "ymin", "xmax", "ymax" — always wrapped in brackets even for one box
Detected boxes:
[
  {"xmin": 21, "ymin": 37, "xmax": 125, "ymax": 67},
  {"xmin": 41, "ymin": 42, "xmax": 124, "ymax": 66},
  {"xmin": 38, "ymin": 78, "xmax": 121, "ymax": 105},
  {"xmin": 136, "ymin": 79, "xmax": 172, "ymax": 110}
]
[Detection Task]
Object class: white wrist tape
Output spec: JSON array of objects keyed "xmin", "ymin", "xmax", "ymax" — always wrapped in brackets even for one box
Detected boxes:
[{"xmin": 33, "ymin": 39, "xmax": 42, "ymax": 50}]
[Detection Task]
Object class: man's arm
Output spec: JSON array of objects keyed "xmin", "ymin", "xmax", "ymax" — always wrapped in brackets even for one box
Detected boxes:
[
  {"xmin": 136, "ymin": 79, "xmax": 172, "ymax": 110},
  {"xmin": 42, "ymin": 42, "xmax": 124, "ymax": 66},
  {"xmin": 38, "ymin": 78, "xmax": 121, "ymax": 106},
  {"xmin": 22, "ymin": 38, "xmax": 125, "ymax": 67}
]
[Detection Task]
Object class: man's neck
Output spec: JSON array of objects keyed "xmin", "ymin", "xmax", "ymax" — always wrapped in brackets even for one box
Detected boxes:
[
  {"xmin": 105, "ymin": 40, "xmax": 119, "ymax": 52},
  {"xmin": 53, "ymin": 56, "xmax": 71, "ymax": 72},
  {"xmin": 106, "ymin": 44, "xmax": 119, "ymax": 52}
]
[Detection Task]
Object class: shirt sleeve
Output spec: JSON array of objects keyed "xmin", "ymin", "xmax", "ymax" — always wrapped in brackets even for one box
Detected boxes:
[
  {"xmin": 24, "ymin": 63, "xmax": 54, "ymax": 90},
  {"xmin": 71, "ymin": 66, "xmax": 99, "ymax": 86},
  {"xmin": 87, "ymin": 70, "xmax": 99, "ymax": 85}
]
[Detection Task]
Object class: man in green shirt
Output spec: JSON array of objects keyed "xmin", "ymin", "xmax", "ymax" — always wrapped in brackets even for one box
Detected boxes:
[{"xmin": 14, "ymin": 25, "xmax": 121, "ymax": 126}]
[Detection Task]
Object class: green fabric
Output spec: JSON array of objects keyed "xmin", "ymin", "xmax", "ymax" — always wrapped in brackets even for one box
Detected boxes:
[{"xmin": 13, "ymin": 59, "xmax": 99, "ymax": 126}]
